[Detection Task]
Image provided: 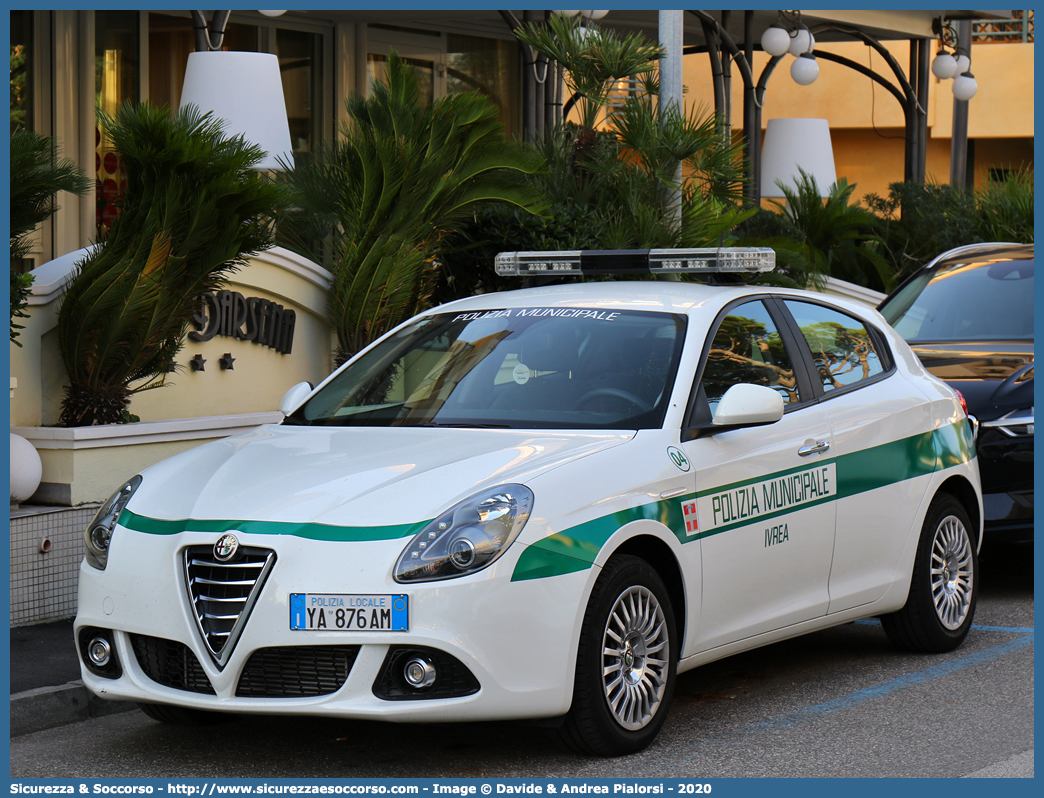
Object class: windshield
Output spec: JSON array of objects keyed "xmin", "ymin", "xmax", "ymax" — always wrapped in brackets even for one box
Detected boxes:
[
  {"xmin": 288, "ymin": 307, "xmax": 686, "ymax": 430},
  {"xmin": 880, "ymin": 256, "xmax": 1033, "ymax": 342}
]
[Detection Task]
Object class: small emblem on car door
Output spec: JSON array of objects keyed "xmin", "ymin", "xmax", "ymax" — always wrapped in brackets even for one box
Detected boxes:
[{"xmin": 667, "ymin": 446, "xmax": 691, "ymax": 472}]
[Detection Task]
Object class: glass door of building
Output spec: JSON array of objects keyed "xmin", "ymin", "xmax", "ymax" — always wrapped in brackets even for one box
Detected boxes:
[{"xmin": 365, "ymin": 25, "xmax": 447, "ymax": 105}]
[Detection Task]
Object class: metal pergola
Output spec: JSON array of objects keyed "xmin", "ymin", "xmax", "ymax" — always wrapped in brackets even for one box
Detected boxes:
[
  {"xmin": 271, "ymin": 9, "xmax": 1011, "ymax": 194},
  {"xmin": 496, "ymin": 9, "xmax": 996, "ymax": 200}
]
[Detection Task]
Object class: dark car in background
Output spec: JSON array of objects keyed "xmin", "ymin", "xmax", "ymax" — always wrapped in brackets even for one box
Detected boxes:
[{"xmin": 879, "ymin": 243, "xmax": 1033, "ymax": 544}]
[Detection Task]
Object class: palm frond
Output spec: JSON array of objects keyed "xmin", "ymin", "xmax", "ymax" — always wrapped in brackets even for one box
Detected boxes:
[
  {"xmin": 768, "ymin": 169, "xmax": 894, "ymax": 292},
  {"xmin": 9, "ymin": 129, "xmax": 91, "ymax": 341},
  {"xmin": 280, "ymin": 51, "xmax": 546, "ymax": 357},
  {"xmin": 56, "ymin": 101, "xmax": 287, "ymax": 425},
  {"xmin": 9, "ymin": 129, "xmax": 92, "ymax": 251}
]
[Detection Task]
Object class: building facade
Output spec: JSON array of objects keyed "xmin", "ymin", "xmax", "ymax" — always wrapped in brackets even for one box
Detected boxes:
[
  {"xmin": 10, "ymin": 9, "xmax": 1034, "ymax": 272},
  {"xmin": 10, "ymin": 9, "xmax": 525, "ymax": 269}
]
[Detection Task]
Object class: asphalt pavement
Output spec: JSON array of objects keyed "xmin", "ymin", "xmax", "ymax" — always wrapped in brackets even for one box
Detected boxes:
[
  {"xmin": 9, "ymin": 618, "xmax": 134, "ymax": 736},
  {"xmin": 8, "ymin": 545, "xmax": 1033, "ymax": 778}
]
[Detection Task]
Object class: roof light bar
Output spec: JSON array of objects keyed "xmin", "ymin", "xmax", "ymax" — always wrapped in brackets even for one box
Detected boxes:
[{"xmin": 495, "ymin": 248, "xmax": 775, "ymax": 277}]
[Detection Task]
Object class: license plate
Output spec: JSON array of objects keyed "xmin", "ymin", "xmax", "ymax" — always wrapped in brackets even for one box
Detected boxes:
[{"xmin": 289, "ymin": 593, "xmax": 408, "ymax": 631}]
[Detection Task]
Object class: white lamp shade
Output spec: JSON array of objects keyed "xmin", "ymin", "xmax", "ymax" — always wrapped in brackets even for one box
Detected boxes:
[
  {"xmin": 10, "ymin": 434, "xmax": 42, "ymax": 504},
  {"xmin": 180, "ymin": 51, "xmax": 294, "ymax": 170},
  {"xmin": 931, "ymin": 52, "xmax": 958, "ymax": 80},
  {"xmin": 761, "ymin": 25, "xmax": 791, "ymax": 57},
  {"xmin": 790, "ymin": 54, "xmax": 820, "ymax": 86},
  {"xmin": 953, "ymin": 73, "xmax": 978, "ymax": 101},
  {"xmin": 761, "ymin": 118, "xmax": 837, "ymax": 198},
  {"xmin": 788, "ymin": 29, "xmax": 815, "ymax": 56}
]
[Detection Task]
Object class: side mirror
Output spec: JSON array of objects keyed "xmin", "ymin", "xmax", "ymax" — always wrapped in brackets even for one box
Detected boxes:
[
  {"xmin": 279, "ymin": 381, "xmax": 313, "ymax": 415},
  {"xmin": 682, "ymin": 383, "xmax": 785, "ymax": 441},
  {"xmin": 712, "ymin": 383, "xmax": 785, "ymax": 428}
]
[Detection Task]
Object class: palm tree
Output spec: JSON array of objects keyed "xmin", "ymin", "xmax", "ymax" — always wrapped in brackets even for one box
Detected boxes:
[
  {"xmin": 56, "ymin": 102, "xmax": 285, "ymax": 426},
  {"xmin": 513, "ymin": 13, "xmax": 751, "ymax": 252},
  {"xmin": 9, "ymin": 129, "xmax": 91, "ymax": 344},
  {"xmin": 278, "ymin": 51, "xmax": 547, "ymax": 364},
  {"xmin": 771, "ymin": 170, "xmax": 894, "ymax": 293},
  {"xmin": 515, "ymin": 13, "xmax": 662, "ymax": 138}
]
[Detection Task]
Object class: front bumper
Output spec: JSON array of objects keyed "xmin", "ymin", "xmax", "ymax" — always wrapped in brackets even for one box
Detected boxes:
[
  {"xmin": 982, "ymin": 489, "xmax": 1034, "ymax": 543},
  {"xmin": 977, "ymin": 426, "xmax": 1033, "ymax": 543},
  {"xmin": 75, "ymin": 528, "xmax": 586, "ymax": 722}
]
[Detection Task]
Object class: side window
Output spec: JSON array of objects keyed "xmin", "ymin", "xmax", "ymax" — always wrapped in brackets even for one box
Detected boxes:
[
  {"xmin": 783, "ymin": 301, "xmax": 885, "ymax": 392},
  {"xmin": 701, "ymin": 301, "xmax": 800, "ymax": 409}
]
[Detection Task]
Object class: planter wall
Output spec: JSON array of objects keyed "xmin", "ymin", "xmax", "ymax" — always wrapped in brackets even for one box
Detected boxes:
[{"xmin": 10, "ymin": 246, "xmax": 335, "ymax": 428}]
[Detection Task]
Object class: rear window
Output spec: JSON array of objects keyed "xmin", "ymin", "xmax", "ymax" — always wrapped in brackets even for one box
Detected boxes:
[
  {"xmin": 880, "ymin": 257, "xmax": 1033, "ymax": 342},
  {"xmin": 784, "ymin": 301, "xmax": 886, "ymax": 392}
]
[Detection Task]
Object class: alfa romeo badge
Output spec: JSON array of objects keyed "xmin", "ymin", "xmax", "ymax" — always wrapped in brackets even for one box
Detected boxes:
[{"xmin": 214, "ymin": 533, "xmax": 239, "ymax": 562}]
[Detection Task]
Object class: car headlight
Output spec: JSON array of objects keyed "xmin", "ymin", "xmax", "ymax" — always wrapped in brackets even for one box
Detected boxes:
[
  {"xmin": 394, "ymin": 484, "xmax": 533, "ymax": 583},
  {"xmin": 981, "ymin": 407, "xmax": 1033, "ymax": 438},
  {"xmin": 83, "ymin": 475, "xmax": 142, "ymax": 570}
]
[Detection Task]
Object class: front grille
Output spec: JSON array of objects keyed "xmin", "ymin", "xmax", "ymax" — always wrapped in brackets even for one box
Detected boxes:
[
  {"xmin": 236, "ymin": 646, "xmax": 360, "ymax": 697},
  {"xmin": 131, "ymin": 634, "xmax": 215, "ymax": 694},
  {"xmin": 184, "ymin": 544, "xmax": 275, "ymax": 667}
]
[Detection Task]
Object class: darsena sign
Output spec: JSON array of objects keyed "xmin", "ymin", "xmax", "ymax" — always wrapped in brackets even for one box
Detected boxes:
[{"xmin": 189, "ymin": 289, "xmax": 296, "ymax": 354}]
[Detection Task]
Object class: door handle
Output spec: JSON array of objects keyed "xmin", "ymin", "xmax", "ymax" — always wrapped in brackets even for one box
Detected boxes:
[{"xmin": 798, "ymin": 440, "xmax": 830, "ymax": 457}]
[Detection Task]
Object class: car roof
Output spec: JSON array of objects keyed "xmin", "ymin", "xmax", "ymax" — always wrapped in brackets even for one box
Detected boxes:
[
  {"xmin": 924, "ymin": 242, "xmax": 1033, "ymax": 271},
  {"xmin": 431, "ymin": 280, "xmax": 838, "ymax": 317}
]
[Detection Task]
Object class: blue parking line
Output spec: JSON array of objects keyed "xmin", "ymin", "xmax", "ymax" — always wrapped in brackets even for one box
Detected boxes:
[
  {"xmin": 968, "ymin": 624, "xmax": 1034, "ymax": 634},
  {"xmin": 743, "ymin": 630, "xmax": 1034, "ymax": 732}
]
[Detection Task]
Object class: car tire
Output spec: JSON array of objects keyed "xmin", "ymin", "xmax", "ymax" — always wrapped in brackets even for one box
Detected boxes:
[
  {"xmin": 136, "ymin": 702, "xmax": 228, "ymax": 726},
  {"xmin": 881, "ymin": 493, "xmax": 978, "ymax": 653},
  {"xmin": 558, "ymin": 554, "xmax": 677, "ymax": 756}
]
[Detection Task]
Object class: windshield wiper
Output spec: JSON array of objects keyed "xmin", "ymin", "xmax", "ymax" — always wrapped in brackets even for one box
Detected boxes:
[{"xmin": 421, "ymin": 422, "xmax": 512, "ymax": 429}]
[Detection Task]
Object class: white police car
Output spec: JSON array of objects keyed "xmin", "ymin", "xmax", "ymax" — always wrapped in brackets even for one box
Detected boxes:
[{"xmin": 76, "ymin": 249, "xmax": 981, "ymax": 756}]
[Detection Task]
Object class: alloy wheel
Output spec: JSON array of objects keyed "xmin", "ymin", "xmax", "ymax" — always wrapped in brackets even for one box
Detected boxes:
[
  {"xmin": 601, "ymin": 585, "xmax": 670, "ymax": 730},
  {"xmin": 930, "ymin": 514, "xmax": 974, "ymax": 630}
]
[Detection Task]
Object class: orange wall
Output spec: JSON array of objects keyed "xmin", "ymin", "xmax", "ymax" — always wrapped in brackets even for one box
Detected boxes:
[
  {"xmin": 931, "ymin": 44, "xmax": 1035, "ymax": 139},
  {"xmin": 681, "ymin": 40, "xmax": 1034, "ymax": 200}
]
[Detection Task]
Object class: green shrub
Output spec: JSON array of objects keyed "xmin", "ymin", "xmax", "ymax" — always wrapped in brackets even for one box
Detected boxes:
[
  {"xmin": 975, "ymin": 170, "xmax": 1033, "ymax": 243},
  {"xmin": 768, "ymin": 170, "xmax": 894, "ymax": 293},
  {"xmin": 9, "ymin": 128, "xmax": 90, "ymax": 343},
  {"xmin": 278, "ymin": 52, "xmax": 546, "ymax": 364},
  {"xmin": 864, "ymin": 180, "xmax": 979, "ymax": 282},
  {"xmin": 865, "ymin": 172, "xmax": 1034, "ymax": 282},
  {"xmin": 56, "ymin": 102, "xmax": 285, "ymax": 426}
]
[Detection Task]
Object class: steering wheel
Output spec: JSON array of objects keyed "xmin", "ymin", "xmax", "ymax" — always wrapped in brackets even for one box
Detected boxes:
[{"xmin": 576, "ymin": 388, "xmax": 652, "ymax": 414}]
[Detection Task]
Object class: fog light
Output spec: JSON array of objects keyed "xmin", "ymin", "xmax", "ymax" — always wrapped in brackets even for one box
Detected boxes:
[
  {"xmin": 373, "ymin": 646, "xmax": 478, "ymax": 700},
  {"xmin": 88, "ymin": 637, "xmax": 112, "ymax": 667},
  {"xmin": 403, "ymin": 656, "xmax": 436, "ymax": 688}
]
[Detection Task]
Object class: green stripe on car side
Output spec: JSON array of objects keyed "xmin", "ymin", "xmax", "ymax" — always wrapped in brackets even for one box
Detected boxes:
[
  {"xmin": 833, "ymin": 430, "xmax": 936, "ymax": 499},
  {"xmin": 512, "ymin": 496, "xmax": 696, "ymax": 581},
  {"xmin": 935, "ymin": 416, "xmax": 977, "ymax": 469},
  {"xmin": 116, "ymin": 420, "xmax": 974, "ymax": 581},
  {"xmin": 118, "ymin": 510, "xmax": 429, "ymax": 542},
  {"xmin": 510, "ymin": 420, "xmax": 975, "ymax": 582}
]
